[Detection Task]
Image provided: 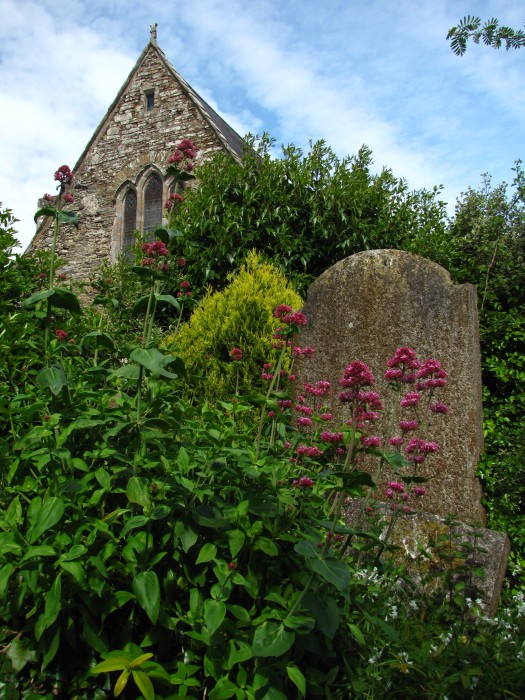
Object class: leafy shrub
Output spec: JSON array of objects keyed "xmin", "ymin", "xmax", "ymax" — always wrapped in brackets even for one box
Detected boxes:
[
  {"xmin": 169, "ymin": 135, "xmax": 449, "ymax": 295},
  {"xmin": 164, "ymin": 250, "xmax": 303, "ymax": 402}
]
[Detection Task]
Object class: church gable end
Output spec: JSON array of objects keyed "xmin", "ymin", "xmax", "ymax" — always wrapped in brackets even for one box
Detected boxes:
[{"xmin": 28, "ymin": 35, "xmax": 243, "ymax": 285}]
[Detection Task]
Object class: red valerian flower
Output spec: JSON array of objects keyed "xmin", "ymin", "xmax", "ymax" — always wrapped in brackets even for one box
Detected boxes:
[
  {"xmin": 63, "ymin": 193, "xmax": 74, "ymax": 204},
  {"xmin": 54, "ymin": 165, "xmax": 73, "ymax": 185},
  {"xmin": 230, "ymin": 347, "xmax": 243, "ymax": 360},
  {"xmin": 55, "ymin": 329, "xmax": 68, "ymax": 341},
  {"xmin": 176, "ymin": 257, "xmax": 186, "ymax": 267},
  {"xmin": 180, "ymin": 280, "xmax": 191, "ymax": 289},
  {"xmin": 164, "ymin": 193, "xmax": 184, "ymax": 210},
  {"xmin": 43, "ymin": 193, "xmax": 54, "ymax": 202}
]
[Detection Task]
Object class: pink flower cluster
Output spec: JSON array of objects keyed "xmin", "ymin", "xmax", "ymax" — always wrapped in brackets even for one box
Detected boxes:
[
  {"xmin": 55, "ymin": 329, "xmax": 68, "ymax": 342},
  {"xmin": 164, "ymin": 193, "xmax": 183, "ymax": 211},
  {"xmin": 304, "ymin": 381, "xmax": 331, "ymax": 398},
  {"xmin": 54, "ymin": 165, "xmax": 73, "ymax": 185},
  {"xmin": 167, "ymin": 139, "xmax": 196, "ymax": 171},
  {"xmin": 230, "ymin": 347, "xmax": 243, "ymax": 360},
  {"xmin": 273, "ymin": 305, "xmax": 308, "ymax": 327},
  {"xmin": 385, "ymin": 347, "xmax": 448, "ymax": 466},
  {"xmin": 292, "ymin": 476, "xmax": 315, "ymax": 489},
  {"xmin": 385, "ymin": 480, "xmax": 426, "ymax": 512},
  {"xmin": 384, "ymin": 346, "xmax": 420, "ymax": 383},
  {"xmin": 141, "ymin": 241, "xmax": 169, "ymax": 271},
  {"xmin": 296, "ymin": 445, "xmax": 324, "ymax": 458},
  {"xmin": 292, "ymin": 345, "xmax": 315, "ymax": 358},
  {"xmin": 63, "ymin": 193, "xmax": 74, "ymax": 204}
]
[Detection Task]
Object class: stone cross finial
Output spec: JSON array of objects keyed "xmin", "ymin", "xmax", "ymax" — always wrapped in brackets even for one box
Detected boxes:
[{"xmin": 150, "ymin": 23, "xmax": 158, "ymax": 44}]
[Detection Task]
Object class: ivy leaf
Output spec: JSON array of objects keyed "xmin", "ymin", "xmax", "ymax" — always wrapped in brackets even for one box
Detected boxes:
[
  {"xmin": 36, "ymin": 366, "xmax": 68, "ymax": 396},
  {"xmin": 6, "ymin": 638, "xmax": 36, "ymax": 672}
]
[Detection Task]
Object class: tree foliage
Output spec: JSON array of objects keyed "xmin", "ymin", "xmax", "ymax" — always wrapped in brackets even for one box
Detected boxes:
[
  {"xmin": 448, "ymin": 15, "xmax": 525, "ymax": 55},
  {"xmin": 446, "ymin": 164, "xmax": 525, "ymax": 585},
  {"xmin": 171, "ymin": 135, "xmax": 449, "ymax": 295}
]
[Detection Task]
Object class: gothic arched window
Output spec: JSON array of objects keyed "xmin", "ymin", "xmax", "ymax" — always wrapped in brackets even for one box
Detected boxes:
[
  {"xmin": 122, "ymin": 188, "xmax": 137, "ymax": 256},
  {"xmin": 143, "ymin": 174, "xmax": 163, "ymax": 234}
]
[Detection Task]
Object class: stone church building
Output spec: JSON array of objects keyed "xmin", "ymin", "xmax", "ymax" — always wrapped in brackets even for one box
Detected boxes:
[{"xmin": 28, "ymin": 26, "xmax": 244, "ymax": 281}]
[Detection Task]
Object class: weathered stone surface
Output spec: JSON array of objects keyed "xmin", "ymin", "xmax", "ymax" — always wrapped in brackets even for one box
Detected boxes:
[
  {"xmin": 343, "ymin": 499, "xmax": 510, "ymax": 616},
  {"xmin": 297, "ymin": 249, "xmax": 485, "ymax": 524}
]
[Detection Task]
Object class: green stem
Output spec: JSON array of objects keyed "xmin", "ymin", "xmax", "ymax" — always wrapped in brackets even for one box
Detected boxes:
[
  {"xmin": 44, "ymin": 213, "xmax": 61, "ymax": 359},
  {"xmin": 255, "ymin": 344, "xmax": 287, "ymax": 461}
]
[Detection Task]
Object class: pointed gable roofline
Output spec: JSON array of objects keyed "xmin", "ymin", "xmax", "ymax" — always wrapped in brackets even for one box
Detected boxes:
[{"xmin": 72, "ymin": 37, "xmax": 244, "ymax": 176}]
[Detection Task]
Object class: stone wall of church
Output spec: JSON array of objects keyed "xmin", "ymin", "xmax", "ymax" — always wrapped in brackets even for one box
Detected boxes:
[{"xmin": 28, "ymin": 45, "xmax": 228, "ymax": 287}]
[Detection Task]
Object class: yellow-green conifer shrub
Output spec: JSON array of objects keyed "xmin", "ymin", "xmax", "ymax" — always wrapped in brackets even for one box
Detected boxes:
[{"xmin": 164, "ymin": 251, "xmax": 303, "ymax": 402}]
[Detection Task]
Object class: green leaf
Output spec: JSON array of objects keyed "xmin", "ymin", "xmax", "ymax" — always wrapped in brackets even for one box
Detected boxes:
[
  {"xmin": 6, "ymin": 638, "xmax": 36, "ymax": 672},
  {"xmin": 132, "ymin": 669, "xmax": 155, "ymax": 700},
  {"xmin": 35, "ymin": 574, "xmax": 62, "ymax": 641},
  {"xmin": 153, "ymin": 226, "xmax": 183, "ymax": 244},
  {"xmin": 36, "ymin": 366, "xmax": 68, "ymax": 396},
  {"xmin": 196, "ymin": 543, "xmax": 217, "ymax": 565},
  {"xmin": 23, "ymin": 287, "xmax": 82, "ymax": 312},
  {"xmin": 175, "ymin": 521, "xmax": 198, "ymax": 552},
  {"xmin": 80, "ymin": 330, "xmax": 115, "ymax": 350},
  {"xmin": 126, "ymin": 477, "xmax": 151, "ymax": 508},
  {"xmin": 0, "ymin": 563, "xmax": 14, "ymax": 597},
  {"xmin": 133, "ymin": 294, "xmax": 180, "ymax": 315},
  {"xmin": 28, "ymin": 497, "xmax": 65, "ymax": 543},
  {"xmin": 34, "ymin": 205, "xmax": 57, "ymax": 222},
  {"xmin": 130, "ymin": 348, "xmax": 185, "ymax": 379},
  {"xmin": 60, "ymin": 561, "xmax": 85, "ymax": 584},
  {"xmin": 133, "ymin": 571, "xmax": 160, "ymax": 624},
  {"xmin": 254, "ymin": 536, "xmax": 278, "ymax": 556},
  {"xmin": 92, "ymin": 293, "xmax": 119, "ymax": 309},
  {"xmin": 228, "ymin": 529, "xmax": 245, "ymax": 558},
  {"xmin": 309, "ymin": 557, "xmax": 350, "ymax": 593},
  {"xmin": 91, "ymin": 657, "xmax": 129, "ymax": 674},
  {"xmin": 114, "ymin": 668, "xmax": 131, "ymax": 696},
  {"xmin": 109, "ymin": 364, "xmax": 141, "ymax": 380},
  {"xmin": 348, "ymin": 623, "xmax": 365, "ymax": 645},
  {"xmin": 383, "ymin": 451, "xmax": 410, "ymax": 469},
  {"xmin": 252, "ymin": 622, "xmax": 295, "ymax": 657},
  {"xmin": 286, "ymin": 665, "xmax": 306, "ymax": 697},
  {"xmin": 20, "ymin": 545, "xmax": 57, "ymax": 562},
  {"xmin": 208, "ymin": 678, "xmax": 238, "ymax": 700},
  {"xmin": 294, "ymin": 539, "xmax": 319, "ymax": 558},
  {"xmin": 41, "ymin": 624, "xmax": 60, "ymax": 670},
  {"xmin": 177, "ymin": 446, "xmax": 190, "ymax": 470},
  {"xmin": 204, "ymin": 599, "xmax": 226, "ymax": 636},
  {"xmin": 57, "ymin": 209, "xmax": 79, "ymax": 227},
  {"xmin": 302, "ymin": 592, "xmax": 340, "ymax": 640}
]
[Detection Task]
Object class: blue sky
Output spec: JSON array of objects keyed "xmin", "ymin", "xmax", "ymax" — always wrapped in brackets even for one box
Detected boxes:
[{"xmin": 1, "ymin": 0, "xmax": 524, "ymax": 250}]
